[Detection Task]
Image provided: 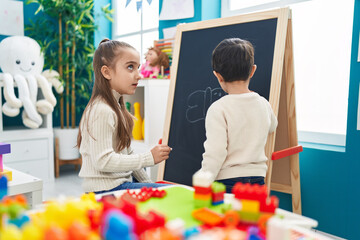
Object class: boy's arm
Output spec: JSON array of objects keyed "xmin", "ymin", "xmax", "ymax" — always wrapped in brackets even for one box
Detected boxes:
[
  {"xmin": 269, "ymin": 106, "xmax": 278, "ymax": 133},
  {"xmin": 200, "ymin": 106, "xmax": 228, "ymax": 182}
]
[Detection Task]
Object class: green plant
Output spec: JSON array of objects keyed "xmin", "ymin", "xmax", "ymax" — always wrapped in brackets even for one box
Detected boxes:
[{"xmin": 25, "ymin": 0, "xmax": 113, "ymax": 128}]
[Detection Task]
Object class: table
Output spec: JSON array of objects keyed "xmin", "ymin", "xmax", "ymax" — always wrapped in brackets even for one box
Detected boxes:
[{"xmin": 6, "ymin": 166, "xmax": 43, "ymax": 209}]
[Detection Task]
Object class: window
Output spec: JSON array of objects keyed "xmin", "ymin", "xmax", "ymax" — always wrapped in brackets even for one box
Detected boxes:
[
  {"xmin": 112, "ymin": 0, "xmax": 159, "ymax": 63},
  {"xmin": 222, "ymin": 0, "xmax": 354, "ymax": 147}
]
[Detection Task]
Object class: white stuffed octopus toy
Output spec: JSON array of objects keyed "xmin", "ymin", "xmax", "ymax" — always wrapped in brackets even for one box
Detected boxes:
[{"xmin": 0, "ymin": 36, "xmax": 64, "ymax": 128}]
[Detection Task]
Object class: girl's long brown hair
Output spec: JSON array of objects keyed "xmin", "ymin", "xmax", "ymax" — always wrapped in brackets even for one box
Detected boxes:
[
  {"xmin": 148, "ymin": 47, "xmax": 169, "ymax": 69},
  {"xmin": 77, "ymin": 39, "xmax": 134, "ymax": 152}
]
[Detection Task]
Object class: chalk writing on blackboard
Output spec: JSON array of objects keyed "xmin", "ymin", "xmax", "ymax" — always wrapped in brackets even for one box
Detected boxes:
[{"xmin": 186, "ymin": 87, "xmax": 226, "ymax": 123}]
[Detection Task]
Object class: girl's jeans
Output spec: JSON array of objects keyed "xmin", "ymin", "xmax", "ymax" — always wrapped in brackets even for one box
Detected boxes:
[{"xmin": 93, "ymin": 182, "xmax": 168, "ymax": 195}]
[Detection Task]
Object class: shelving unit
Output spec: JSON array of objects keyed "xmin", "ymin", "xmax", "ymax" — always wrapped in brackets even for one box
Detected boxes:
[
  {"xmin": 124, "ymin": 79, "xmax": 170, "ymax": 181},
  {"xmin": 0, "ymin": 83, "xmax": 55, "ymax": 182}
]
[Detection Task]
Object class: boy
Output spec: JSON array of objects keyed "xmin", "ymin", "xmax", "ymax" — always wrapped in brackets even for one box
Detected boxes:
[{"xmin": 199, "ymin": 38, "xmax": 278, "ymax": 193}]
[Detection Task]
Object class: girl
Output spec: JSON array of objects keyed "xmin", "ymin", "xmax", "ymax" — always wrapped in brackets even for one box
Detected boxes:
[
  {"xmin": 77, "ymin": 39, "xmax": 171, "ymax": 194},
  {"xmin": 140, "ymin": 47, "xmax": 169, "ymax": 78}
]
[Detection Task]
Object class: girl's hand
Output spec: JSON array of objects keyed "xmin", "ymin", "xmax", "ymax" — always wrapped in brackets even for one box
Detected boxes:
[{"xmin": 151, "ymin": 144, "xmax": 172, "ymax": 164}]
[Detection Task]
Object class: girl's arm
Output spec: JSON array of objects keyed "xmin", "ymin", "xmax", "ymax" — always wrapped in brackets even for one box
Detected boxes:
[
  {"xmin": 132, "ymin": 169, "xmax": 152, "ymax": 183},
  {"xmin": 88, "ymin": 104, "xmax": 155, "ymax": 172}
]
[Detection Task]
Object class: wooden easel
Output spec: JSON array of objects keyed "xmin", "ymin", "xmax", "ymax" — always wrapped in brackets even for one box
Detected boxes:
[
  {"xmin": 265, "ymin": 14, "xmax": 302, "ymax": 214},
  {"xmin": 157, "ymin": 8, "xmax": 302, "ymax": 214}
]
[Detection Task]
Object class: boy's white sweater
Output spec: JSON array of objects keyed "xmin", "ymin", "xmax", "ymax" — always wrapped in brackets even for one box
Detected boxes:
[{"xmin": 200, "ymin": 92, "xmax": 278, "ymax": 182}]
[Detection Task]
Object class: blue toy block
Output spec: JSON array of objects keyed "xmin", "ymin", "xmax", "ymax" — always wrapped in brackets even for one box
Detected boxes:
[
  {"xmin": 0, "ymin": 175, "xmax": 8, "ymax": 200},
  {"xmin": 247, "ymin": 226, "xmax": 265, "ymax": 240},
  {"xmin": 103, "ymin": 210, "xmax": 136, "ymax": 240},
  {"xmin": 212, "ymin": 200, "xmax": 224, "ymax": 206},
  {"xmin": 8, "ymin": 214, "xmax": 30, "ymax": 228}
]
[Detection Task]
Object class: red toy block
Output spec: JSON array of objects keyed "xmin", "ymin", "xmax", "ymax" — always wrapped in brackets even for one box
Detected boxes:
[
  {"xmin": 232, "ymin": 183, "xmax": 267, "ymax": 202},
  {"xmin": 211, "ymin": 191, "xmax": 224, "ymax": 202},
  {"xmin": 120, "ymin": 193, "xmax": 139, "ymax": 217},
  {"xmin": 260, "ymin": 196, "xmax": 279, "ymax": 213},
  {"xmin": 100, "ymin": 194, "xmax": 123, "ymax": 213},
  {"xmin": 88, "ymin": 209, "xmax": 102, "ymax": 231},
  {"xmin": 194, "ymin": 186, "xmax": 212, "ymax": 195},
  {"xmin": 127, "ymin": 187, "xmax": 167, "ymax": 202}
]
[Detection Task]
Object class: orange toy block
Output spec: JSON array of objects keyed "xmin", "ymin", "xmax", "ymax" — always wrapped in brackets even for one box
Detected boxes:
[
  {"xmin": 192, "ymin": 208, "xmax": 224, "ymax": 226},
  {"xmin": 194, "ymin": 193, "xmax": 211, "ymax": 201},
  {"xmin": 0, "ymin": 169, "xmax": 12, "ymax": 181}
]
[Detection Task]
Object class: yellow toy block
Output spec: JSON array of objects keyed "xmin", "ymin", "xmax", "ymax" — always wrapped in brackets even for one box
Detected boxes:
[
  {"xmin": 240, "ymin": 199, "xmax": 259, "ymax": 213},
  {"xmin": 0, "ymin": 169, "xmax": 12, "ymax": 181}
]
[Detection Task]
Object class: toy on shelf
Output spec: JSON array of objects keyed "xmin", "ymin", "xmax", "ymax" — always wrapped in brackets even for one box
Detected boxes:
[
  {"xmin": 140, "ymin": 45, "xmax": 170, "ymax": 79},
  {"xmin": 125, "ymin": 101, "xmax": 131, "ymax": 113},
  {"xmin": 132, "ymin": 102, "xmax": 143, "ymax": 140},
  {"xmin": 154, "ymin": 38, "xmax": 174, "ymax": 67},
  {"xmin": 0, "ymin": 143, "xmax": 12, "ymax": 181}
]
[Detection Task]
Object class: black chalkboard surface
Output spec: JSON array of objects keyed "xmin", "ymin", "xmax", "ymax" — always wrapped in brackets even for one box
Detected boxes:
[{"xmin": 163, "ymin": 19, "xmax": 277, "ymax": 186}]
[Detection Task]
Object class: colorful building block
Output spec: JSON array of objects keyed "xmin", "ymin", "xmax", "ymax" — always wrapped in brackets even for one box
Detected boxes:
[
  {"xmin": 0, "ymin": 169, "xmax": 12, "ymax": 181},
  {"xmin": 212, "ymin": 200, "xmax": 224, "ymax": 206},
  {"xmin": 0, "ymin": 175, "xmax": 8, "ymax": 200},
  {"xmin": 194, "ymin": 193, "xmax": 211, "ymax": 201},
  {"xmin": 0, "ymin": 143, "xmax": 11, "ymax": 173},
  {"xmin": 241, "ymin": 199, "xmax": 260, "ymax": 213},
  {"xmin": 102, "ymin": 209, "xmax": 136, "ymax": 240},
  {"xmin": 211, "ymin": 191, "xmax": 224, "ymax": 202},
  {"xmin": 211, "ymin": 182, "xmax": 226, "ymax": 193},
  {"xmin": 194, "ymin": 186, "xmax": 211, "ymax": 195},
  {"xmin": 193, "ymin": 170, "xmax": 213, "ymax": 188},
  {"xmin": 194, "ymin": 198, "xmax": 212, "ymax": 208},
  {"xmin": 260, "ymin": 196, "xmax": 279, "ymax": 213},
  {"xmin": 232, "ymin": 183, "xmax": 278, "ymax": 214},
  {"xmin": 239, "ymin": 211, "xmax": 261, "ymax": 223},
  {"xmin": 192, "ymin": 208, "xmax": 224, "ymax": 226},
  {"xmin": 0, "ymin": 143, "xmax": 11, "ymax": 155}
]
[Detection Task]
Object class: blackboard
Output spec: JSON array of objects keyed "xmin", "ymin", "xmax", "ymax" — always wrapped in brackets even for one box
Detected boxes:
[
  {"xmin": 158, "ymin": 8, "xmax": 301, "ymax": 214},
  {"xmin": 162, "ymin": 19, "xmax": 277, "ymax": 186}
]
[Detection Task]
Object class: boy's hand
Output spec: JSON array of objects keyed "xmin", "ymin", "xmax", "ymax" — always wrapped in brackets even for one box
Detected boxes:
[{"xmin": 151, "ymin": 144, "xmax": 172, "ymax": 164}]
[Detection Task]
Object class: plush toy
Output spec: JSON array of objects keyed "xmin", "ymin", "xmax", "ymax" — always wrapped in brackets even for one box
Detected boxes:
[
  {"xmin": 140, "ymin": 47, "xmax": 169, "ymax": 78},
  {"xmin": 0, "ymin": 36, "xmax": 64, "ymax": 128}
]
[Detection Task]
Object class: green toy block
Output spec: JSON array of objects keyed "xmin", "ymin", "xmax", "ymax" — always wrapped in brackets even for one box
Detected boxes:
[
  {"xmin": 211, "ymin": 182, "xmax": 226, "ymax": 193},
  {"xmin": 194, "ymin": 198, "xmax": 211, "ymax": 208}
]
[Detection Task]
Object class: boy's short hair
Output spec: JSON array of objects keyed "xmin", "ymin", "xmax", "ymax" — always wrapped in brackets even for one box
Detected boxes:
[{"xmin": 212, "ymin": 38, "xmax": 254, "ymax": 82}]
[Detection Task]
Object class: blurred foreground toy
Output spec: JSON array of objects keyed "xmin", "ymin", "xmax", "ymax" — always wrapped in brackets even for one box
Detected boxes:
[{"xmin": 0, "ymin": 143, "xmax": 12, "ymax": 181}]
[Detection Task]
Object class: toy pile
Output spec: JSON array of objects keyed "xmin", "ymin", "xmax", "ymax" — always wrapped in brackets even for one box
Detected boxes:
[{"xmin": 0, "ymin": 169, "xmax": 287, "ymax": 240}]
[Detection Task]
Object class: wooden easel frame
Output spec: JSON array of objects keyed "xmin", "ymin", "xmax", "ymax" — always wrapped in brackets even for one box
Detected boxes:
[{"xmin": 157, "ymin": 8, "xmax": 301, "ymax": 214}]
